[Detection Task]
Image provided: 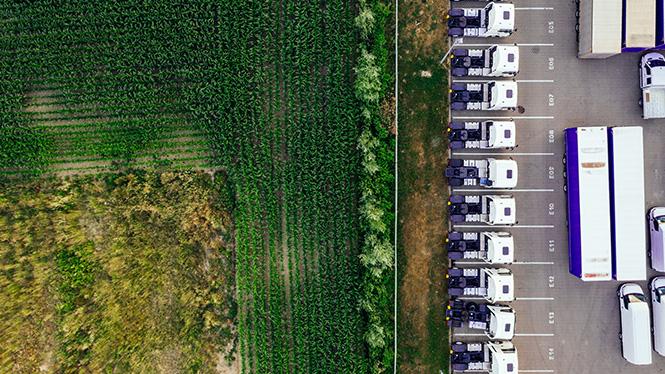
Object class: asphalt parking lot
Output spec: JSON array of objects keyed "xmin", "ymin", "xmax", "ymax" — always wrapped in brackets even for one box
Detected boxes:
[{"xmin": 447, "ymin": 1, "xmax": 665, "ymax": 373}]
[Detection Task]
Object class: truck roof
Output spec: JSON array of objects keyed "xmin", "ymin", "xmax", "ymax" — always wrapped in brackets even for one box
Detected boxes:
[
  {"xmin": 621, "ymin": 298, "xmax": 652, "ymax": 365},
  {"xmin": 489, "ymin": 341, "xmax": 518, "ymax": 374},
  {"xmin": 493, "ymin": 46, "xmax": 519, "ymax": 74},
  {"xmin": 488, "ymin": 159, "xmax": 518, "ymax": 188},
  {"xmin": 488, "ymin": 196, "xmax": 516, "ymax": 225},
  {"xmin": 488, "ymin": 122, "xmax": 516, "ymax": 148},
  {"xmin": 486, "ymin": 233, "xmax": 514, "ymax": 264},
  {"xmin": 487, "ymin": 3, "xmax": 514, "ymax": 33},
  {"xmin": 488, "ymin": 306, "xmax": 515, "ymax": 340},
  {"xmin": 623, "ymin": 0, "xmax": 655, "ymax": 49},
  {"xmin": 491, "ymin": 81, "xmax": 518, "ymax": 109},
  {"xmin": 486, "ymin": 269, "xmax": 514, "ymax": 302}
]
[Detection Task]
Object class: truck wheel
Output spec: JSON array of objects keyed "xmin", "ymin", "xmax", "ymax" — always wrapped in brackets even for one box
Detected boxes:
[{"xmin": 563, "ymin": 184, "xmax": 567, "ymax": 193}]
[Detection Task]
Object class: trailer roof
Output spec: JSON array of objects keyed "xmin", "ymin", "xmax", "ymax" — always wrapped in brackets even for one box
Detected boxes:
[
  {"xmin": 609, "ymin": 127, "xmax": 646, "ymax": 281},
  {"xmin": 621, "ymin": 299, "xmax": 653, "ymax": 365},
  {"xmin": 624, "ymin": 0, "xmax": 656, "ymax": 48},
  {"xmin": 592, "ymin": 0, "xmax": 622, "ymax": 54}
]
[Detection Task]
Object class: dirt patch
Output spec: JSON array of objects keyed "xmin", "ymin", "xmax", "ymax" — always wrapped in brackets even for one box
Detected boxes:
[{"xmin": 397, "ymin": 0, "xmax": 450, "ymax": 373}]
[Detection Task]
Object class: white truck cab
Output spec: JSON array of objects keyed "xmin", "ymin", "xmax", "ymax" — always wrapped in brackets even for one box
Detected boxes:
[
  {"xmin": 448, "ymin": 121, "xmax": 516, "ymax": 150},
  {"xmin": 618, "ymin": 283, "xmax": 653, "ymax": 365},
  {"xmin": 649, "ymin": 207, "xmax": 665, "ymax": 272},
  {"xmin": 451, "ymin": 341, "xmax": 518, "ymax": 373},
  {"xmin": 640, "ymin": 52, "xmax": 665, "ymax": 119},
  {"xmin": 488, "ymin": 196, "xmax": 516, "ymax": 225},
  {"xmin": 487, "ymin": 305, "xmax": 515, "ymax": 340},
  {"xmin": 650, "ymin": 277, "xmax": 665, "ymax": 357},
  {"xmin": 490, "ymin": 81, "xmax": 518, "ymax": 110}
]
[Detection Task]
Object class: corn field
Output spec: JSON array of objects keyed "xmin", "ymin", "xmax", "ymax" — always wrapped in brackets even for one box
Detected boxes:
[{"xmin": 1, "ymin": 0, "xmax": 375, "ymax": 372}]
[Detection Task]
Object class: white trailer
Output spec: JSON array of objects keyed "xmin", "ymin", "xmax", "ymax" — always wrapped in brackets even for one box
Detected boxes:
[
  {"xmin": 447, "ymin": 3, "xmax": 515, "ymax": 38},
  {"xmin": 564, "ymin": 127, "xmax": 612, "ymax": 281},
  {"xmin": 450, "ymin": 81, "xmax": 518, "ymax": 111},
  {"xmin": 451, "ymin": 341, "xmax": 518, "ymax": 374},
  {"xmin": 448, "ymin": 121, "xmax": 516, "ymax": 150},
  {"xmin": 609, "ymin": 127, "xmax": 646, "ymax": 281},
  {"xmin": 622, "ymin": 0, "xmax": 656, "ymax": 51},
  {"xmin": 445, "ymin": 158, "xmax": 518, "ymax": 188},
  {"xmin": 577, "ymin": 0, "xmax": 622, "ymax": 58},
  {"xmin": 450, "ymin": 45, "xmax": 519, "ymax": 77},
  {"xmin": 446, "ymin": 231, "xmax": 514, "ymax": 264},
  {"xmin": 640, "ymin": 53, "xmax": 665, "ymax": 119}
]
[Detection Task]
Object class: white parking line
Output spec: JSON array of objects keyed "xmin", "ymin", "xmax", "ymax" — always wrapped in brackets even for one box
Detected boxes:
[
  {"xmin": 452, "ymin": 261, "xmax": 554, "ymax": 265},
  {"xmin": 519, "ymin": 371, "xmax": 555, "ymax": 373},
  {"xmin": 515, "ymin": 7, "xmax": 554, "ymax": 10},
  {"xmin": 452, "ymin": 152, "xmax": 555, "ymax": 156},
  {"xmin": 516, "ymin": 79, "xmax": 554, "ymax": 83},
  {"xmin": 453, "ymin": 116, "xmax": 554, "ymax": 120},
  {"xmin": 453, "ymin": 152, "xmax": 554, "ymax": 156},
  {"xmin": 453, "ymin": 225, "xmax": 555, "ymax": 229},
  {"xmin": 455, "ymin": 43, "xmax": 554, "ymax": 47},
  {"xmin": 515, "ymin": 333, "xmax": 555, "ymax": 337},
  {"xmin": 516, "ymin": 297, "xmax": 555, "ymax": 301},
  {"xmin": 452, "ymin": 189, "xmax": 554, "ymax": 192}
]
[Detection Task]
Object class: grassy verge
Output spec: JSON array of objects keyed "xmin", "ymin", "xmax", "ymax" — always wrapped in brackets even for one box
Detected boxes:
[{"xmin": 397, "ymin": 0, "xmax": 450, "ymax": 372}]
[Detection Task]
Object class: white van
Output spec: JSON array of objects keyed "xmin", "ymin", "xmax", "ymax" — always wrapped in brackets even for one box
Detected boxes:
[
  {"xmin": 649, "ymin": 207, "xmax": 665, "ymax": 272},
  {"xmin": 618, "ymin": 283, "xmax": 653, "ymax": 365},
  {"xmin": 651, "ymin": 277, "xmax": 665, "ymax": 356}
]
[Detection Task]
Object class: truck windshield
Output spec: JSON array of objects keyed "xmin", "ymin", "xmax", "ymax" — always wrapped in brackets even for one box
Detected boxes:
[
  {"xmin": 488, "ymin": 46, "xmax": 496, "ymax": 68},
  {"xmin": 649, "ymin": 60, "xmax": 665, "ymax": 68},
  {"xmin": 484, "ymin": 4, "xmax": 492, "ymax": 28},
  {"xmin": 623, "ymin": 293, "xmax": 646, "ymax": 309},
  {"xmin": 656, "ymin": 287, "xmax": 665, "ymax": 303},
  {"xmin": 487, "ymin": 82, "xmax": 494, "ymax": 103}
]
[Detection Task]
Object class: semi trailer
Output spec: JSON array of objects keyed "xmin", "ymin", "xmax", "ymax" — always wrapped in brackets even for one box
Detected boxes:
[
  {"xmin": 451, "ymin": 341, "xmax": 518, "ymax": 373},
  {"xmin": 577, "ymin": 0, "xmax": 622, "ymax": 58},
  {"xmin": 450, "ymin": 45, "xmax": 519, "ymax": 77},
  {"xmin": 450, "ymin": 81, "xmax": 518, "ymax": 111},
  {"xmin": 564, "ymin": 127, "xmax": 612, "ymax": 281},
  {"xmin": 447, "ymin": 267, "xmax": 514, "ymax": 303},
  {"xmin": 447, "ymin": 2, "xmax": 515, "ymax": 38},
  {"xmin": 445, "ymin": 158, "xmax": 518, "ymax": 188},
  {"xmin": 448, "ymin": 121, "xmax": 516, "ymax": 150},
  {"xmin": 446, "ymin": 300, "xmax": 515, "ymax": 340},
  {"xmin": 608, "ymin": 127, "xmax": 646, "ymax": 281},
  {"xmin": 449, "ymin": 195, "xmax": 516, "ymax": 225},
  {"xmin": 446, "ymin": 231, "xmax": 514, "ymax": 264}
]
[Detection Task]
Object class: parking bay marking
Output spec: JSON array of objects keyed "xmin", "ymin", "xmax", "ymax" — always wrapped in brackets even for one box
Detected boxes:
[
  {"xmin": 453, "ymin": 116, "xmax": 554, "ymax": 120},
  {"xmin": 456, "ymin": 43, "xmax": 554, "ymax": 47},
  {"xmin": 453, "ymin": 261, "xmax": 554, "ymax": 265},
  {"xmin": 453, "ymin": 333, "xmax": 554, "ymax": 337},
  {"xmin": 453, "ymin": 225, "xmax": 555, "ymax": 229},
  {"xmin": 452, "ymin": 152, "xmax": 555, "ymax": 156},
  {"xmin": 515, "ymin": 7, "xmax": 554, "ymax": 10},
  {"xmin": 451, "ymin": 188, "xmax": 554, "ymax": 192},
  {"xmin": 516, "ymin": 297, "xmax": 555, "ymax": 301},
  {"xmin": 451, "ymin": 80, "xmax": 554, "ymax": 84}
]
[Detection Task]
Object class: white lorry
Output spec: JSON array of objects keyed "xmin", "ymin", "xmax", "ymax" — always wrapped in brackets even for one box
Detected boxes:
[
  {"xmin": 450, "ymin": 45, "xmax": 519, "ymax": 77},
  {"xmin": 450, "ymin": 81, "xmax": 518, "ymax": 111},
  {"xmin": 446, "ymin": 300, "xmax": 515, "ymax": 340},
  {"xmin": 448, "ymin": 121, "xmax": 516, "ymax": 150},
  {"xmin": 650, "ymin": 277, "xmax": 665, "ymax": 357},
  {"xmin": 446, "ymin": 231, "xmax": 514, "ymax": 264},
  {"xmin": 449, "ymin": 195, "xmax": 516, "ymax": 225},
  {"xmin": 445, "ymin": 158, "xmax": 518, "ymax": 189},
  {"xmin": 447, "ymin": 267, "xmax": 514, "ymax": 303},
  {"xmin": 451, "ymin": 341, "xmax": 518, "ymax": 373},
  {"xmin": 447, "ymin": 2, "xmax": 515, "ymax": 38},
  {"xmin": 649, "ymin": 207, "xmax": 665, "ymax": 272},
  {"xmin": 639, "ymin": 52, "xmax": 665, "ymax": 119},
  {"xmin": 618, "ymin": 283, "xmax": 652, "ymax": 365}
]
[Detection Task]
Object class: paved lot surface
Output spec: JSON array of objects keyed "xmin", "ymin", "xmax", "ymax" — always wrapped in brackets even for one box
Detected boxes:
[{"xmin": 447, "ymin": 1, "xmax": 665, "ymax": 373}]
